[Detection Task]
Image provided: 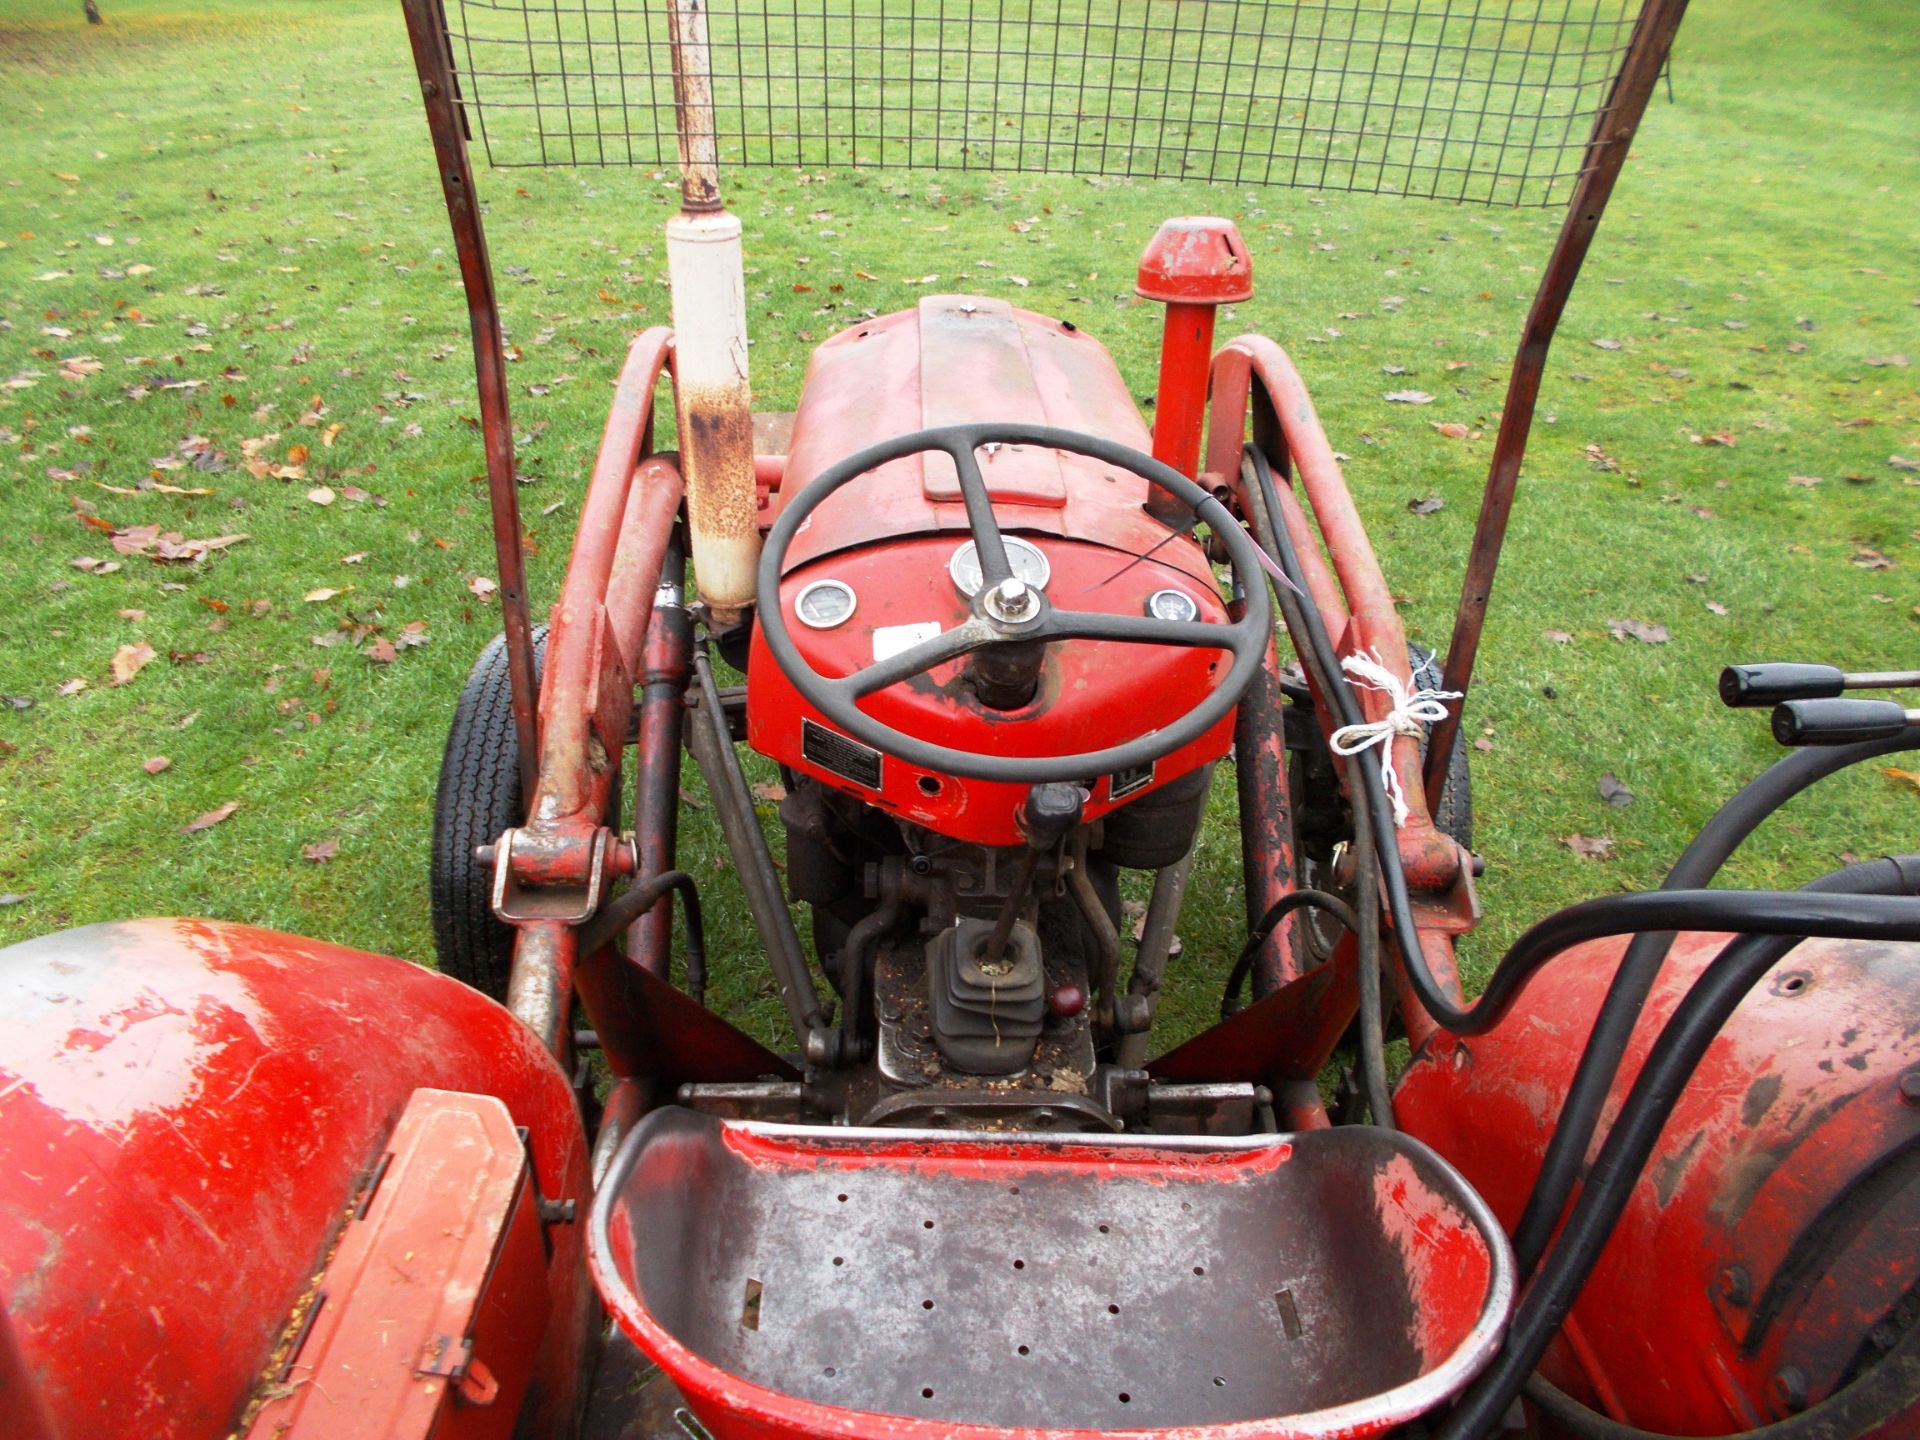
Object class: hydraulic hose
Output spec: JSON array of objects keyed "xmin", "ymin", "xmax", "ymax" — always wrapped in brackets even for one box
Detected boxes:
[
  {"xmin": 1240, "ymin": 468, "xmax": 1394, "ymax": 1126},
  {"xmin": 1435, "ymin": 859, "xmax": 1920, "ymax": 1440},
  {"xmin": 577, "ymin": 868, "xmax": 708, "ymax": 1003},
  {"xmin": 1221, "ymin": 889, "xmax": 1362, "ymax": 1019}
]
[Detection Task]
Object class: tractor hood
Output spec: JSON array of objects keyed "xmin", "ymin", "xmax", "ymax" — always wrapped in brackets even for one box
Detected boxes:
[{"xmin": 770, "ymin": 295, "xmax": 1175, "ymax": 571}]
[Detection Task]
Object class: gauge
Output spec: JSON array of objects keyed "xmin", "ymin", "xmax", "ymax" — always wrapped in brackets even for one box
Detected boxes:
[
  {"xmin": 1145, "ymin": 588, "xmax": 1200, "ymax": 624},
  {"xmin": 794, "ymin": 579, "xmax": 857, "ymax": 629},
  {"xmin": 948, "ymin": 536, "xmax": 1051, "ymax": 598}
]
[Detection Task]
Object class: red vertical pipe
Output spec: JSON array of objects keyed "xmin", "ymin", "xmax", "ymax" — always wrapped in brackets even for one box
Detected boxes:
[{"xmin": 1150, "ymin": 302, "xmax": 1219, "ymax": 482}]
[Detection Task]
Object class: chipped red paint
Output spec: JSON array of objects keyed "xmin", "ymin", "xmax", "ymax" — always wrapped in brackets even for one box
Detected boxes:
[
  {"xmin": 0, "ymin": 920, "xmax": 589, "ymax": 1440},
  {"xmin": 1395, "ymin": 930, "xmax": 1920, "ymax": 1434},
  {"xmin": 1371, "ymin": 1154, "xmax": 1493, "ymax": 1370}
]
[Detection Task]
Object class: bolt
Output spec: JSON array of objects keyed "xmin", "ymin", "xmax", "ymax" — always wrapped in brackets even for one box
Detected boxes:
[
  {"xmin": 1770, "ymin": 1366, "xmax": 1809, "ymax": 1414},
  {"xmin": 910, "ymin": 853, "xmax": 933, "ymax": 876},
  {"xmin": 1717, "ymin": 1264, "xmax": 1751, "ymax": 1306},
  {"xmin": 1899, "ymin": 1069, "xmax": 1920, "ymax": 1108},
  {"xmin": 994, "ymin": 576, "xmax": 1032, "ymax": 616}
]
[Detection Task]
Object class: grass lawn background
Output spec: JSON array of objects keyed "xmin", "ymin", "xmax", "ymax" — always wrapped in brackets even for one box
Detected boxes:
[{"xmin": 1, "ymin": 0, "xmax": 1915, "ymax": 1049}]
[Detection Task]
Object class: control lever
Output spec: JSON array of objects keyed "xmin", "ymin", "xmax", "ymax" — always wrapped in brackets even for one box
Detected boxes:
[
  {"xmin": 1771, "ymin": 698, "xmax": 1920, "ymax": 746},
  {"xmin": 980, "ymin": 783, "xmax": 1084, "ymax": 968},
  {"xmin": 1721, "ymin": 662, "xmax": 1920, "ymax": 708}
]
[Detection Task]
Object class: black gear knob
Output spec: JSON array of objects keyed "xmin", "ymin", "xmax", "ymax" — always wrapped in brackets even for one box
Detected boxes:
[{"xmin": 1020, "ymin": 782, "xmax": 1085, "ymax": 846}]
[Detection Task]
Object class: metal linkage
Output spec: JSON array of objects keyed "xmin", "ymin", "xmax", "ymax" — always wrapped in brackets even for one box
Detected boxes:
[{"xmin": 432, "ymin": 0, "xmax": 1644, "ymax": 206}]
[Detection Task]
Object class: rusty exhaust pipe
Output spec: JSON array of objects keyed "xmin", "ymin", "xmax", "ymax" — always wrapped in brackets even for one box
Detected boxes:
[{"xmin": 665, "ymin": 0, "xmax": 759, "ymax": 624}]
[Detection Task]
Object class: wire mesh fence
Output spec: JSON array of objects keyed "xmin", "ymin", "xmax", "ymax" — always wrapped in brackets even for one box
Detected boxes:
[{"xmin": 434, "ymin": 0, "xmax": 1645, "ymax": 206}]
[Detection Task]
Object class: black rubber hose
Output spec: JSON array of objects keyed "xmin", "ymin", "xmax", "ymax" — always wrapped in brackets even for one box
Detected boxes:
[
  {"xmin": 1221, "ymin": 888, "xmax": 1362, "ymax": 1018},
  {"xmin": 576, "ymin": 868, "xmax": 708, "ymax": 1004},
  {"xmin": 1435, "ymin": 860, "xmax": 1920, "ymax": 1440},
  {"xmin": 1521, "ymin": 1321, "xmax": 1920, "ymax": 1440},
  {"xmin": 1510, "ymin": 733, "xmax": 1920, "ymax": 1274},
  {"xmin": 1241, "ymin": 467, "xmax": 1395, "ymax": 1128}
]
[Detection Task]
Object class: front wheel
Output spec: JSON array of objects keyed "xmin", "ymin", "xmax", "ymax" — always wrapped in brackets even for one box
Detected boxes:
[{"xmin": 429, "ymin": 627, "xmax": 546, "ymax": 1000}]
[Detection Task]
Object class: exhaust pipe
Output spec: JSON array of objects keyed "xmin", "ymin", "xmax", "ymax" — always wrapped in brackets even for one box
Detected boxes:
[{"xmin": 666, "ymin": 0, "xmax": 760, "ymax": 624}]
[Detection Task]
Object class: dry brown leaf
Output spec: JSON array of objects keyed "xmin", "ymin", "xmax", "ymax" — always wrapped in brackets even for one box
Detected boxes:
[
  {"xmin": 182, "ymin": 801, "xmax": 239, "ymax": 834},
  {"xmin": 143, "ymin": 755, "xmax": 172, "ymax": 775},
  {"xmin": 110, "ymin": 641, "xmax": 156, "ymax": 686},
  {"xmin": 303, "ymin": 838, "xmax": 340, "ymax": 863}
]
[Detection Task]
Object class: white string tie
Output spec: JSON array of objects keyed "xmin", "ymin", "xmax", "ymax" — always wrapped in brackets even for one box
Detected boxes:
[{"xmin": 1327, "ymin": 649, "xmax": 1461, "ymax": 828}]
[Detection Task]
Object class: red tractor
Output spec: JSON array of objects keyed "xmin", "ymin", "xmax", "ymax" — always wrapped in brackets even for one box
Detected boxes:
[{"xmin": 4, "ymin": 3, "xmax": 1917, "ymax": 1438}]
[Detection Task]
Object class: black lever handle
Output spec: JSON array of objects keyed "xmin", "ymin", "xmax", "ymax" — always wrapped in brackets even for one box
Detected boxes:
[
  {"xmin": 1772, "ymin": 698, "xmax": 1917, "ymax": 746},
  {"xmin": 1721, "ymin": 663, "xmax": 1845, "ymax": 707}
]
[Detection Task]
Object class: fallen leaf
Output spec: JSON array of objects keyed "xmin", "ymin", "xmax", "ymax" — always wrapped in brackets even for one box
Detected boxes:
[
  {"xmin": 751, "ymin": 780, "xmax": 788, "ymax": 805},
  {"xmin": 468, "ymin": 575, "xmax": 498, "ymax": 602},
  {"xmin": 1384, "ymin": 389, "xmax": 1435, "ymax": 405},
  {"xmin": 1563, "ymin": 834, "xmax": 1615, "ymax": 860},
  {"xmin": 1598, "ymin": 773, "xmax": 1635, "ymax": 807},
  {"xmin": 1864, "ymin": 354, "xmax": 1910, "ymax": 368},
  {"xmin": 110, "ymin": 641, "xmax": 156, "ymax": 685},
  {"xmin": 364, "ymin": 638, "xmax": 399, "ymax": 664},
  {"xmin": 303, "ymin": 586, "xmax": 351, "ymax": 603},
  {"xmin": 1787, "ymin": 475, "xmax": 1822, "ymax": 487},
  {"xmin": 182, "ymin": 801, "xmax": 239, "ymax": 834},
  {"xmin": 307, "ymin": 485, "xmax": 336, "ymax": 506},
  {"xmin": 303, "ymin": 839, "xmax": 340, "ymax": 863},
  {"xmin": 57, "ymin": 678, "xmax": 88, "ymax": 696},
  {"xmin": 1607, "ymin": 617, "xmax": 1670, "ymax": 644},
  {"xmin": 1852, "ymin": 548, "xmax": 1893, "ymax": 571},
  {"xmin": 1431, "ymin": 422, "xmax": 1471, "ymax": 439},
  {"xmin": 1884, "ymin": 768, "xmax": 1920, "ymax": 795},
  {"xmin": 1542, "ymin": 628, "xmax": 1574, "ymax": 644},
  {"xmin": 1407, "ymin": 495, "xmax": 1445, "ymax": 515},
  {"xmin": 143, "ymin": 755, "xmax": 172, "ymax": 775},
  {"xmin": 1705, "ymin": 600, "xmax": 1730, "ymax": 615},
  {"xmin": 1590, "ymin": 338, "xmax": 1623, "ymax": 351}
]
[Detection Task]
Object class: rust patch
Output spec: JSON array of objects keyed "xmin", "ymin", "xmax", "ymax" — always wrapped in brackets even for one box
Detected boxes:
[
  {"xmin": 1741, "ymin": 1072, "xmax": 1783, "ymax": 1129},
  {"xmin": 678, "ymin": 381, "xmax": 757, "ymax": 540},
  {"xmin": 1652, "ymin": 1127, "xmax": 1707, "ymax": 1208}
]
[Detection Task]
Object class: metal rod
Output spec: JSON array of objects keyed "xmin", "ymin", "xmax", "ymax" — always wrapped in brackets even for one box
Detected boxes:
[
  {"xmin": 401, "ymin": 0, "xmax": 540, "ymax": 801},
  {"xmin": 1115, "ymin": 846, "xmax": 1195, "ymax": 1069},
  {"xmin": 1427, "ymin": 0, "xmax": 1693, "ymax": 802},
  {"xmin": 981, "ymin": 848, "xmax": 1043, "ymax": 971},
  {"xmin": 685, "ymin": 648, "xmax": 827, "ymax": 1044}
]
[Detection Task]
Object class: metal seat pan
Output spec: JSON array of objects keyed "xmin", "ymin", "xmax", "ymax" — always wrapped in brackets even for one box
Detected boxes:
[{"xmin": 589, "ymin": 1109, "xmax": 1511, "ymax": 1439}]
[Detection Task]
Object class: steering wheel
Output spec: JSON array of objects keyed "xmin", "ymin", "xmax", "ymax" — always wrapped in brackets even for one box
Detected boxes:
[{"xmin": 756, "ymin": 422, "xmax": 1271, "ymax": 784}]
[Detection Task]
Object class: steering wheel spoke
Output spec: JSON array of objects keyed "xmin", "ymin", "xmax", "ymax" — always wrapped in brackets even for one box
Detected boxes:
[
  {"xmin": 836, "ymin": 617, "xmax": 999, "ymax": 700},
  {"xmin": 945, "ymin": 441, "xmax": 1015, "ymax": 588},
  {"xmin": 1044, "ymin": 608, "xmax": 1235, "ymax": 650}
]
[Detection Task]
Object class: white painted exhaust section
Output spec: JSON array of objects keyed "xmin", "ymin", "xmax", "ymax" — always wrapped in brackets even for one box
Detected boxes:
[{"xmin": 667, "ymin": 209, "xmax": 760, "ymax": 621}]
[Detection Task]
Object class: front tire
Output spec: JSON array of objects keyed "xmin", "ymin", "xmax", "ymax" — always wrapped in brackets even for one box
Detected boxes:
[{"xmin": 429, "ymin": 627, "xmax": 546, "ymax": 1000}]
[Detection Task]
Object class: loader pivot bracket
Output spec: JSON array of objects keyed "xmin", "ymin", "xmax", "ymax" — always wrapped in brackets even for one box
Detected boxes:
[
  {"xmin": 488, "ymin": 824, "xmax": 624, "ymax": 924},
  {"xmin": 758, "ymin": 422, "xmax": 1271, "ymax": 783}
]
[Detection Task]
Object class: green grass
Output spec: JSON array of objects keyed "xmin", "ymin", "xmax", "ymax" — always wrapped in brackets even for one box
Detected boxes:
[{"xmin": 1, "ymin": 0, "xmax": 1915, "ymax": 1054}]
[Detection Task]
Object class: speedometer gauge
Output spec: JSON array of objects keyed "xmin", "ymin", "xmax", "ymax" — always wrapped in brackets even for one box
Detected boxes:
[{"xmin": 947, "ymin": 536, "xmax": 1051, "ymax": 598}]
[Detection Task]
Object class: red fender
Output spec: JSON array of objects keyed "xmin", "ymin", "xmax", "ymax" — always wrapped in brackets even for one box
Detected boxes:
[{"xmin": 0, "ymin": 919, "xmax": 591, "ymax": 1440}]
